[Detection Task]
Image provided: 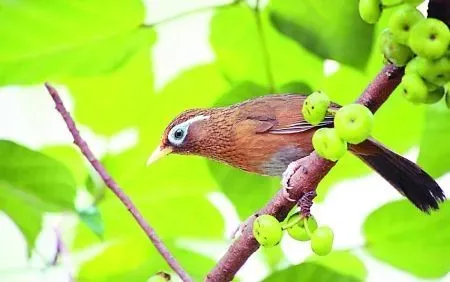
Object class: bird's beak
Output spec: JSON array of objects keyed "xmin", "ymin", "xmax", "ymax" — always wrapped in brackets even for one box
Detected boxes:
[{"xmin": 146, "ymin": 146, "xmax": 173, "ymax": 166}]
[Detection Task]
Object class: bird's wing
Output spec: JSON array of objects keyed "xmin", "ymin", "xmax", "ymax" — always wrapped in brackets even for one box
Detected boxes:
[
  {"xmin": 268, "ymin": 115, "xmax": 334, "ymax": 134},
  {"xmin": 237, "ymin": 94, "xmax": 336, "ymax": 135}
]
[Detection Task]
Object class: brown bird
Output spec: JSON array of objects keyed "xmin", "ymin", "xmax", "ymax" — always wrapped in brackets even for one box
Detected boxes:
[{"xmin": 147, "ymin": 94, "xmax": 445, "ymax": 212}]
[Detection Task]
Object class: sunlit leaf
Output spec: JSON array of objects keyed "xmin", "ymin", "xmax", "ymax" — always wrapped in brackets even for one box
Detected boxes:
[
  {"xmin": 269, "ymin": 0, "xmax": 373, "ymax": 69},
  {"xmin": 77, "ymin": 238, "xmax": 216, "ymax": 282},
  {"xmin": 0, "ymin": 0, "xmax": 150, "ymax": 85},
  {"xmin": 210, "ymin": 4, "xmax": 323, "ymax": 90},
  {"xmin": 417, "ymin": 102, "xmax": 450, "ymax": 178},
  {"xmin": 263, "ymin": 262, "xmax": 362, "ymax": 282},
  {"xmin": 78, "ymin": 206, "xmax": 104, "ymax": 240},
  {"xmin": 41, "ymin": 145, "xmax": 87, "ymax": 186},
  {"xmin": 0, "ymin": 140, "xmax": 76, "ymax": 249},
  {"xmin": 305, "ymin": 251, "xmax": 367, "ymax": 280},
  {"xmin": 64, "ymin": 38, "xmax": 156, "ymax": 135},
  {"xmin": 364, "ymin": 200, "xmax": 450, "ymax": 278}
]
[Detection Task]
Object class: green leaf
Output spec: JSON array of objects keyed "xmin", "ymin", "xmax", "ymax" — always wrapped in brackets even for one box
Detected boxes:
[
  {"xmin": 77, "ymin": 238, "xmax": 216, "ymax": 282},
  {"xmin": 269, "ymin": 0, "xmax": 373, "ymax": 69},
  {"xmin": 65, "ymin": 44, "xmax": 156, "ymax": 135},
  {"xmin": 210, "ymin": 5, "xmax": 323, "ymax": 90},
  {"xmin": 74, "ymin": 192, "xmax": 224, "ymax": 280},
  {"xmin": 364, "ymin": 200, "xmax": 450, "ymax": 278},
  {"xmin": 0, "ymin": 0, "xmax": 151, "ymax": 85},
  {"xmin": 305, "ymin": 251, "xmax": 367, "ymax": 280},
  {"xmin": 417, "ymin": 102, "xmax": 450, "ymax": 178},
  {"xmin": 41, "ymin": 145, "xmax": 87, "ymax": 186},
  {"xmin": 78, "ymin": 206, "xmax": 104, "ymax": 240},
  {"xmin": 0, "ymin": 140, "xmax": 77, "ymax": 249},
  {"xmin": 263, "ymin": 262, "xmax": 363, "ymax": 282}
]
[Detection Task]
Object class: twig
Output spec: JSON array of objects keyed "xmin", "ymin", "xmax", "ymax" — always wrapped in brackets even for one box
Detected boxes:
[
  {"xmin": 44, "ymin": 83, "xmax": 193, "ymax": 282},
  {"xmin": 206, "ymin": 64, "xmax": 404, "ymax": 282},
  {"xmin": 252, "ymin": 0, "xmax": 275, "ymax": 92},
  {"xmin": 141, "ymin": 0, "xmax": 241, "ymax": 28}
]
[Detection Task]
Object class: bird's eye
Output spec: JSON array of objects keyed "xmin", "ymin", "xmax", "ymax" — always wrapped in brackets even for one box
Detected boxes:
[{"xmin": 174, "ymin": 129, "xmax": 184, "ymax": 140}]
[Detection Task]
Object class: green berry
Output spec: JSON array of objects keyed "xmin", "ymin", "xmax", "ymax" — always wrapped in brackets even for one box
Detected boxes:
[
  {"xmin": 286, "ymin": 213, "xmax": 318, "ymax": 241},
  {"xmin": 388, "ymin": 4, "xmax": 424, "ymax": 45},
  {"xmin": 253, "ymin": 215, "xmax": 282, "ymax": 247},
  {"xmin": 334, "ymin": 104, "xmax": 374, "ymax": 144},
  {"xmin": 310, "ymin": 226, "xmax": 334, "ymax": 256},
  {"xmin": 399, "ymin": 73, "xmax": 429, "ymax": 103},
  {"xmin": 380, "ymin": 28, "xmax": 414, "ymax": 66},
  {"xmin": 406, "ymin": 56, "xmax": 450, "ymax": 86},
  {"xmin": 409, "ymin": 18, "xmax": 450, "ymax": 59},
  {"xmin": 424, "ymin": 87, "xmax": 445, "ymax": 104},
  {"xmin": 312, "ymin": 128, "xmax": 347, "ymax": 161},
  {"xmin": 302, "ymin": 91, "xmax": 331, "ymax": 125},
  {"xmin": 359, "ymin": 0, "xmax": 381, "ymax": 24},
  {"xmin": 380, "ymin": 0, "xmax": 403, "ymax": 6}
]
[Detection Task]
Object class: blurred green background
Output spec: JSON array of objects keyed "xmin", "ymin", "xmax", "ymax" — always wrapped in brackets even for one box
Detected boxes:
[{"xmin": 0, "ymin": 0, "xmax": 449, "ymax": 281}]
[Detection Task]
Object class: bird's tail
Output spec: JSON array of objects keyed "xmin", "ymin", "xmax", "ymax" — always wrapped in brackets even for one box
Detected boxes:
[{"xmin": 351, "ymin": 139, "xmax": 445, "ymax": 213}]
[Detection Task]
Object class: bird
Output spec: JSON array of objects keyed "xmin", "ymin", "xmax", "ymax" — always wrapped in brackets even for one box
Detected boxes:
[{"xmin": 147, "ymin": 94, "xmax": 445, "ymax": 212}]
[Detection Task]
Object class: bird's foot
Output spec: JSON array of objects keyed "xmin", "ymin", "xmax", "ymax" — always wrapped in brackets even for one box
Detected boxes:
[
  {"xmin": 281, "ymin": 159, "xmax": 305, "ymax": 202},
  {"xmin": 298, "ymin": 190, "xmax": 317, "ymax": 218}
]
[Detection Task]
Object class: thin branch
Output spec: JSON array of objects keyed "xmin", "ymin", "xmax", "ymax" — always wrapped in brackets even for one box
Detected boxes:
[
  {"xmin": 206, "ymin": 64, "xmax": 404, "ymax": 282},
  {"xmin": 44, "ymin": 83, "xmax": 193, "ymax": 282},
  {"xmin": 252, "ymin": 0, "xmax": 275, "ymax": 92},
  {"xmin": 141, "ymin": 0, "xmax": 241, "ymax": 28}
]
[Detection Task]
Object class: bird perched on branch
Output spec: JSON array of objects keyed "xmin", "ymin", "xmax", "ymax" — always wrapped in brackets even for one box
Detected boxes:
[{"xmin": 147, "ymin": 94, "xmax": 445, "ymax": 212}]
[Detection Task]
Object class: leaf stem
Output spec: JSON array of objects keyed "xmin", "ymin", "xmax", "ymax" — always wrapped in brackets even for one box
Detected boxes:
[
  {"xmin": 142, "ymin": 0, "xmax": 241, "ymax": 28},
  {"xmin": 252, "ymin": 0, "xmax": 275, "ymax": 92},
  {"xmin": 44, "ymin": 83, "xmax": 193, "ymax": 282}
]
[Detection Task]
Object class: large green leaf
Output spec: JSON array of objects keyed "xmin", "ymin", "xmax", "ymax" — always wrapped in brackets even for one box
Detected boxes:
[
  {"xmin": 41, "ymin": 145, "xmax": 87, "ymax": 186},
  {"xmin": 269, "ymin": 0, "xmax": 373, "ymax": 69},
  {"xmin": 0, "ymin": 0, "xmax": 152, "ymax": 85},
  {"xmin": 210, "ymin": 4, "xmax": 323, "ymax": 91},
  {"xmin": 77, "ymin": 238, "xmax": 216, "ymax": 282},
  {"xmin": 263, "ymin": 262, "xmax": 363, "ymax": 282},
  {"xmin": 0, "ymin": 140, "xmax": 77, "ymax": 249},
  {"xmin": 65, "ymin": 45, "xmax": 156, "ymax": 135},
  {"xmin": 74, "ymin": 188, "xmax": 224, "ymax": 281},
  {"xmin": 364, "ymin": 200, "xmax": 450, "ymax": 278},
  {"xmin": 417, "ymin": 102, "xmax": 450, "ymax": 178}
]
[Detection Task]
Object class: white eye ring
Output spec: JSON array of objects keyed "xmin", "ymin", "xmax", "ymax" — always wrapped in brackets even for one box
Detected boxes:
[{"xmin": 167, "ymin": 115, "xmax": 209, "ymax": 147}]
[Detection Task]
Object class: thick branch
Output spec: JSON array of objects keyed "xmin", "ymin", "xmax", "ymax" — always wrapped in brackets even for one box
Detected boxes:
[
  {"xmin": 206, "ymin": 64, "xmax": 404, "ymax": 282},
  {"xmin": 44, "ymin": 83, "xmax": 193, "ymax": 282}
]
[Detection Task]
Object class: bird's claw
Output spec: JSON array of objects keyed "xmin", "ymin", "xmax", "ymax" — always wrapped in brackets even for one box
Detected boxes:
[
  {"xmin": 282, "ymin": 188, "xmax": 297, "ymax": 202},
  {"xmin": 281, "ymin": 159, "xmax": 304, "ymax": 202}
]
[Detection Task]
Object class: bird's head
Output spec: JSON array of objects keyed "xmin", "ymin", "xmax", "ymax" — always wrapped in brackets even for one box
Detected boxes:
[{"xmin": 146, "ymin": 109, "xmax": 212, "ymax": 165}]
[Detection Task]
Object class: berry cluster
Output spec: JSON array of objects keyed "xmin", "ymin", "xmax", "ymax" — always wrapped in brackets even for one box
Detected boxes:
[
  {"xmin": 359, "ymin": 0, "xmax": 450, "ymax": 106},
  {"xmin": 303, "ymin": 91, "xmax": 374, "ymax": 162},
  {"xmin": 252, "ymin": 213, "xmax": 334, "ymax": 256}
]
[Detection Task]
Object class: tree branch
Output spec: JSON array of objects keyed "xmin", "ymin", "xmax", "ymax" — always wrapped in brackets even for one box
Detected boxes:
[
  {"xmin": 206, "ymin": 64, "xmax": 404, "ymax": 282},
  {"xmin": 44, "ymin": 83, "xmax": 193, "ymax": 282}
]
